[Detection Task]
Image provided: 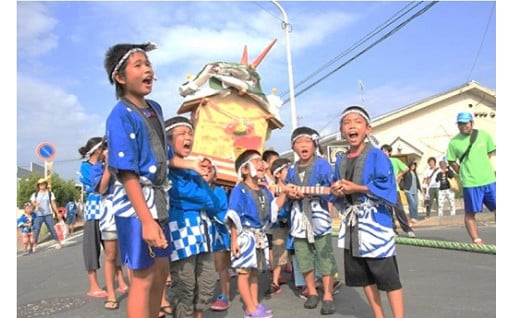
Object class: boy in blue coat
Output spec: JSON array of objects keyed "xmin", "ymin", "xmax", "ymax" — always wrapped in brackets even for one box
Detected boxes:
[{"xmin": 332, "ymin": 105, "xmax": 404, "ymax": 318}]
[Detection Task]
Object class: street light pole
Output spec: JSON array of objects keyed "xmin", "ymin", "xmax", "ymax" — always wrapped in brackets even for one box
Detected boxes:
[{"xmin": 271, "ymin": 0, "xmax": 298, "ymax": 133}]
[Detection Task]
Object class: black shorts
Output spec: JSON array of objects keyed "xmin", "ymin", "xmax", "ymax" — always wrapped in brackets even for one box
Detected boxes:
[{"xmin": 344, "ymin": 249, "xmax": 402, "ymax": 291}]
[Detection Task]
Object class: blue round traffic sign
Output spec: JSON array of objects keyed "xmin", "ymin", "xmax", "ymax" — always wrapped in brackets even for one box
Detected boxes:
[{"xmin": 35, "ymin": 142, "xmax": 57, "ymax": 161}]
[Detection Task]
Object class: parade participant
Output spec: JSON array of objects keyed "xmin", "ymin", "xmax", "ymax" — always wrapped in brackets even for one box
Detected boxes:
[
  {"xmin": 226, "ymin": 149, "xmax": 290, "ymax": 318},
  {"xmin": 332, "ymin": 105, "xmax": 404, "ymax": 318}
]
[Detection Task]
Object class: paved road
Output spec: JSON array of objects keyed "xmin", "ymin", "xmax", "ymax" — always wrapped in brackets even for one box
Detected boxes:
[{"xmin": 17, "ymin": 213, "xmax": 496, "ymax": 318}]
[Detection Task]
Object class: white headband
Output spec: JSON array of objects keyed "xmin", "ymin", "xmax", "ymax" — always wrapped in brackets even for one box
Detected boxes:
[
  {"xmin": 165, "ymin": 122, "xmax": 193, "ymax": 132},
  {"xmin": 291, "ymin": 133, "xmax": 320, "ymax": 145},
  {"xmin": 341, "ymin": 109, "xmax": 370, "ymax": 123},
  {"xmin": 110, "ymin": 41, "xmax": 157, "ymax": 82},
  {"xmin": 86, "ymin": 141, "xmax": 103, "ymax": 157},
  {"xmin": 272, "ymin": 163, "xmax": 289, "ymax": 176},
  {"xmin": 237, "ymin": 154, "xmax": 261, "ymax": 178}
]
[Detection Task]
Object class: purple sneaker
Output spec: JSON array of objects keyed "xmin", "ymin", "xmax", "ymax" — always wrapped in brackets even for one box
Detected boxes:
[
  {"xmin": 257, "ymin": 303, "xmax": 273, "ymax": 315},
  {"xmin": 244, "ymin": 304, "xmax": 273, "ymax": 318}
]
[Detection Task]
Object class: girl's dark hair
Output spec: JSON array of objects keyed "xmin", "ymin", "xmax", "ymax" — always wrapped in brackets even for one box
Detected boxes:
[
  {"xmin": 78, "ymin": 137, "xmax": 104, "ymax": 158},
  {"xmin": 262, "ymin": 149, "xmax": 279, "ymax": 162}
]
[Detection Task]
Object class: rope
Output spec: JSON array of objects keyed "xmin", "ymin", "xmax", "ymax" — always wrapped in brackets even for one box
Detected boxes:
[
  {"xmin": 395, "ymin": 236, "xmax": 495, "ymax": 254},
  {"xmin": 331, "ymin": 231, "xmax": 496, "ymax": 255}
]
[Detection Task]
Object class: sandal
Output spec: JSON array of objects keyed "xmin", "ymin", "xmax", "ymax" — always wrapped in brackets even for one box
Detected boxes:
[
  {"xmin": 104, "ymin": 299, "xmax": 119, "ymax": 310},
  {"xmin": 116, "ymin": 286, "xmax": 129, "ymax": 294},
  {"xmin": 160, "ymin": 305, "xmax": 172, "ymax": 317}
]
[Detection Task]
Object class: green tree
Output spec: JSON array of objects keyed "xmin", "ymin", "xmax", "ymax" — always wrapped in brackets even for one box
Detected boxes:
[{"xmin": 17, "ymin": 173, "xmax": 80, "ymax": 209}]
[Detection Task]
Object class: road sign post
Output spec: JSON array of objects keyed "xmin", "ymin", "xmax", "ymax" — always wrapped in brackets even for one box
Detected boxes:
[{"xmin": 35, "ymin": 142, "xmax": 57, "ymax": 179}]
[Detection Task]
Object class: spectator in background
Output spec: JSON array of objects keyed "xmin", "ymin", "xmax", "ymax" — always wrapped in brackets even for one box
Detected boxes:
[
  {"xmin": 65, "ymin": 200, "xmax": 78, "ymax": 235},
  {"xmin": 30, "ymin": 178, "xmax": 63, "ymax": 251},
  {"xmin": 401, "ymin": 161, "xmax": 421, "ymax": 223},
  {"xmin": 447, "ymin": 111, "xmax": 496, "ymax": 245},
  {"xmin": 422, "ymin": 157, "xmax": 440, "ymax": 218},
  {"xmin": 17, "ymin": 202, "xmax": 37, "ymax": 255},
  {"xmin": 380, "ymin": 145, "xmax": 416, "ymax": 238},
  {"xmin": 436, "ymin": 160, "xmax": 457, "ymax": 217}
]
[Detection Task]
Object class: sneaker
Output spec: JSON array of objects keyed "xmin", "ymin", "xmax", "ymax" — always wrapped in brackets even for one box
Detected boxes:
[
  {"xmin": 244, "ymin": 307, "xmax": 272, "ymax": 318},
  {"xmin": 257, "ymin": 303, "xmax": 272, "ymax": 315},
  {"xmin": 244, "ymin": 304, "xmax": 272, "ymax": 318},
  {"xmin": 265, "ymin": 283, "xmax": 281, "ymax": 297},
  {"xmin": 210, "ymin": 294, "xmax": 230, "ymax": 311},
  {"xmin": 304, "ymin": 294, "xmax": 320, "ymax": 309},
  {"xmin": 332, "ymin": 280, "xmax": 343, "ymax": 295},
  {"xmin": 297, "ymin": 286, "xmax": 309, "ymax": 300},
  {"xmin": 22, "ymin": 251, "xmax": 30, "ymax": 256},
  {"xmin": 407, "ymin": 231, "xmax": 416, "ymax": 238},
  {"xmin": 320, "ymin": 300, "xmax": 336, "ymax": 315}
]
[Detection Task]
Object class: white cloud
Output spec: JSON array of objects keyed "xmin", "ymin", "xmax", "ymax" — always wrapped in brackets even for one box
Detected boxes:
[
  {"xmin": 17, "ymin": 2, "xmax": 58, "ymax": 58},
  {"xmin": 17, "ymin": 76, "xmax": 104, "ymax": 169}
]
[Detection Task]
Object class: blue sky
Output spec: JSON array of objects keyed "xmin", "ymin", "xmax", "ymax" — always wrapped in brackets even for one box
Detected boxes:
[{"xmin": 16, "ymin": 1, "xmax": 497, "ymax": 181}]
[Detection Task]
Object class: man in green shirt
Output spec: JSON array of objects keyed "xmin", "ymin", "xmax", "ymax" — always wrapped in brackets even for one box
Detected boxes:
[
  {"xmin": 381, "ymin": 144, "xmax": 416, "ymax": 238},
  {"xmin": 447, "ymin": 111, "xmax": 496, "ymax": 245}
]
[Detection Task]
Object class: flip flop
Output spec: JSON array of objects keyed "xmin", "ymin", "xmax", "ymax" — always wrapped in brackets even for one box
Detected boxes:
[
  {"xmin": 104, "ymin": 300, "xmax": 119, "ymax": 310},
  {"xmin": 87, "ymin": 290, "xmax": 108, "ymax": 298},
  {"xmin": 116, "ymin": 286, "xmax": 129, "ymax": 294}
]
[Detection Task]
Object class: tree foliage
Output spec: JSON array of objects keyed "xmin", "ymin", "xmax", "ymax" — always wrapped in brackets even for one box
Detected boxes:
[{"xmin": 17, "ymin": 173, "xmax": 81, "ymax": 209}]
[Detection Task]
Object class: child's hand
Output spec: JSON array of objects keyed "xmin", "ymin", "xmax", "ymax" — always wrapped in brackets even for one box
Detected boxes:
[
  {"xmin": 141, "ymin": 219, "xmax": 168, "ymax": 250},
  {"xmin": 231, "ymin": 242, "xmax": 240, "ymax": 258},
  {"xmin": 196, "ymin": 157, "xmax": 211, "ymax": 176},
  {"xmin": 286, "ymin": 184, "xmax": 304, "ymax": 199},
  {"xmin": 338, "ymin": 179, "xmax": 358, "ymax": 194},
  {"xmin": 331, "ymin": 180, "xmax": 345, "ymax": 197},
  {"xmin": 332, "ymin": 179, "xmax": 358, "ymax": 195},
  {"xmin": 281, "ymin": 184, "xmax": 296, "ymax": 195}
]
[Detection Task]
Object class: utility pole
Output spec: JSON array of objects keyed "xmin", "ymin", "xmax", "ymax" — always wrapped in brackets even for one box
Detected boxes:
[{"xmin": 271, "ymin": 1, "xmax": 298, "ymax": 133}]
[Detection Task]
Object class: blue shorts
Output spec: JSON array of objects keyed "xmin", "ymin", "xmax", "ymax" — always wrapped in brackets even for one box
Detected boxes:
[
  {"xmin": 211, "ymin": 222, "xmax": 231, "ymax": 252},
  {"xmin": 115, "ymin": 216, "xmax": 171, "ymax": 270},
  {"xmin": 463, "ymin": 182, "xmax": 496, "ymax": 213},
  {"xmin": 65, "ymin": 212, "xmax": 76, "ymax": 224}
]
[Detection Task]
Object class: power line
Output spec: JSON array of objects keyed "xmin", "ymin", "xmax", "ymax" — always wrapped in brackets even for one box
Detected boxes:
[
  {"xmin": 465, "ymin": 2, "xmax": 495, "ymax": 83},
  {"xmin": 281, "ymin": 1, "xmax": 438, "ymax": 104},
  {"xmin": 287, "ymin": 1, "xmax": 422, "ymax": 97}
]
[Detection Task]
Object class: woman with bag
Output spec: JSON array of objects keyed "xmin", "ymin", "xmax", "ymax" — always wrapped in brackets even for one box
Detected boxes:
[
  {"xmin": 435, "ymin": 160, "xmax": 457, "ymax": 216},
  {"xmin": 401, "ymin": 161, "xmax": 421, "ymax": 223}
]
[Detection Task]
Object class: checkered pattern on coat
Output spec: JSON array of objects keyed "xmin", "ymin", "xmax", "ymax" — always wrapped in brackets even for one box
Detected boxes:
[
  {"xmin": 84, "ymin": 193, "xmax": 102, "ymax": 221},
  {"xmin": 169, "ymin": 211, "xmax": 213, "ymax": 262}
]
